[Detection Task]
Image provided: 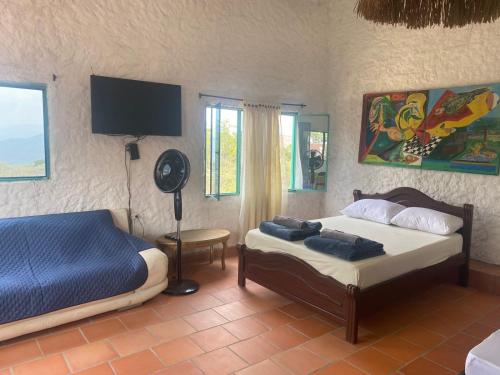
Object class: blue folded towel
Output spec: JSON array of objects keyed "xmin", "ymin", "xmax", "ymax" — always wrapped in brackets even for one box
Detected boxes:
[
  {"xmin": 259, "ymin": 220, "xmax": 322, "ymax": 241},
  {"xmin": 304, "ymin": 235, "xmax": 385, "ymax": 261}
]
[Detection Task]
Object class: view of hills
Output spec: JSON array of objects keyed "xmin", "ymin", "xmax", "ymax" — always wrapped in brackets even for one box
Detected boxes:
[{"xmin": 0, "ymin": 134, "xmax": 45, "ymax": 164}]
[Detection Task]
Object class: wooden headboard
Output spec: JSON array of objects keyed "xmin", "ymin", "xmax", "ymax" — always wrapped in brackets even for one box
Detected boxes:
[{"xmin": 353, "ymin": 187, "xmax": 473, "ymax": 261}]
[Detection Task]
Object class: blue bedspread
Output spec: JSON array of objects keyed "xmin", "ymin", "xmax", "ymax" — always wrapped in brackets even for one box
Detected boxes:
[
  {"xmin": 0, "ymin": 210, "xmax": 151, "ymax": 324},
  {"xmin": 304, "ymin": 235, "xmax": 385, "ymax": 261}
]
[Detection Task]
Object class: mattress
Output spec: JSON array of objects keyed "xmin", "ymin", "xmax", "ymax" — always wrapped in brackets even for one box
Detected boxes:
[
  {"xmin": 465, "ymin": 330, "xmax": 500, "ymax": 375},
  {"xmin": 245, "ymin": 215, "xmax": 463, "ymax": 289}
]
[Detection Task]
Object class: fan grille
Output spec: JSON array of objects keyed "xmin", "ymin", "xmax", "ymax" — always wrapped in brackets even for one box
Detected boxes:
[{"xmin": 154, "ymin": 149, "xmax": 190, "ymax": 193}]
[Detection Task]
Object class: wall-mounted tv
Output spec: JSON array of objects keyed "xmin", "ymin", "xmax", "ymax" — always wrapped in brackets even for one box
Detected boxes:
[{"xmin": 91, "ymin": 75, "xmax": 181, "ymax": 136}]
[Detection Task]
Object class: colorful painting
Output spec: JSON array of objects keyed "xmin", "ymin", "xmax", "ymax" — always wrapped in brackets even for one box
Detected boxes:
[{"xmin": 358, "ymin": 83, "xmax": 500, "ymax": 175}]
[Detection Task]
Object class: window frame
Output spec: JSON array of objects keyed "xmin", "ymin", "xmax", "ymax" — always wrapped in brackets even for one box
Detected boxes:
[
  {"xmin": 204, "ymin": 104, "xmax": 242, "ymax": 198},
  {"xmin": 0, "ymin": 81, "xmax": 50, "ymax": 182},
  {"xmin": 283, "ymin": 112, "xmax": 330, "ymax": 193}
]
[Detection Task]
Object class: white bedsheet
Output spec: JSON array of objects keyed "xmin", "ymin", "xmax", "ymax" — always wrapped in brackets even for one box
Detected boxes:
[
  {"xmin": 245, "ymin": 215, "xmax": 462, "ymax": 289},
  {"xmin": 466, "ymin": 330, "xmax": 500, "ymax": 375}
]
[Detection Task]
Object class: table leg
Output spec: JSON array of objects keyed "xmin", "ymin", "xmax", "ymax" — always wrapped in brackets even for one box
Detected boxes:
[
  {"xmin": 221, "ymin": 240, "xmax": 227, "ymax": 270},
  {"xmin": 209, "ymin": 245, "xmax": 214, "ymax": 264}
]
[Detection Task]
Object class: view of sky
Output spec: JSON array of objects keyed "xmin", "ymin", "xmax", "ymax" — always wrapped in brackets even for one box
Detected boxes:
[{"xmin": 0, "ymin": 86, "xmax": 44, "ymax": 141}]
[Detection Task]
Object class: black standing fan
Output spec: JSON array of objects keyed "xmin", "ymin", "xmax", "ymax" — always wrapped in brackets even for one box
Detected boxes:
[
  {"xmin": 154, "ymin": 149, "xmax": 199, "ymax": 295},
  {"xmin": 308, "ymin": 149, "xmax": 324, "ymax": 185}
]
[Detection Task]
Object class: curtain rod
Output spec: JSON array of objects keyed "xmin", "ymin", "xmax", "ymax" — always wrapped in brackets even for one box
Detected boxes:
[{"xmin": 198, "ymin": 93, "xmax": 306, "ymax": 108}]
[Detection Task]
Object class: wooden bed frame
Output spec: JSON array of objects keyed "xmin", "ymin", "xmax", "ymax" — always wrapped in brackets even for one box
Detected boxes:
[{"xmin": 237, "ymin": 187, "xmax": 473, "ymax": 343}]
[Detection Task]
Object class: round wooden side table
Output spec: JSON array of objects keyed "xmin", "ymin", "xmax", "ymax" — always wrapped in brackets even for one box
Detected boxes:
[{"xmin": 156, "ymin": 228, "xmax": 231, "ymax": 270}]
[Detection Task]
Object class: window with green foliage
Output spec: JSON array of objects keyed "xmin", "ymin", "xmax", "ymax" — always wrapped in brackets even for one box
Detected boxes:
[
  {"xmin": 205, "ymin": 106, "xmax": 241, "ymax": 198},
  {"xmin": 280, "ymin": 113, "xmax": 297, "ymax": 190},
  {"xmin": 204, "ymin": 106, "xmax": 329, "ymax": 198},
  {"xmin": 0, "ymin": 82, "xmax": 49, "ymax": 181}
]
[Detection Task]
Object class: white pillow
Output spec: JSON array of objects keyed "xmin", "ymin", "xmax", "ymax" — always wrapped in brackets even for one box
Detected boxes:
[
  {"xmin": 390, "ymin": 207, "xmax": 463, "ymax": 235},
  {"xmin": 341, "ymin": 199, "xmax": 406, "ymax": 224}
]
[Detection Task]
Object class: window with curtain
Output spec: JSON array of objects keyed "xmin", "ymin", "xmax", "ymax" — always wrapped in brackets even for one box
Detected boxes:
[
  {"xmin": 0, "ymin": 82, "xmax": 49, "ymax": 181},
  {"xmin": 204, "ymin": 105, "xmax": 329, "ymax": 198}
]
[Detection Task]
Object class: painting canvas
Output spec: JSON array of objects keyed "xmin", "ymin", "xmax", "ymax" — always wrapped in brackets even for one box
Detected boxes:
[{"xmin": 358, "ymin": 83, "xmax": 500, "ymax": 175}]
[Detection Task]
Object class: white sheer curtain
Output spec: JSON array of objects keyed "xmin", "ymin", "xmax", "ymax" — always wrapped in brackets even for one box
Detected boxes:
[{"xmin": 239, "ymin": 103, "xmax": 282, "ymax": 242}]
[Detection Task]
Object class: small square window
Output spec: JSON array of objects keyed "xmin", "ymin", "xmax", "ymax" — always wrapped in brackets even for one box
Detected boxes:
[{"xmin": 0, "ymin": 83, "xmax": 49, "ymax": 181}]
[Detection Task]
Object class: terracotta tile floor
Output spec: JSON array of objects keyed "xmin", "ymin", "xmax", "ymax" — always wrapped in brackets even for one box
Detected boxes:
[{"xmin": 1, "ymin": 256, "xmax": 499, "ymax": 375}]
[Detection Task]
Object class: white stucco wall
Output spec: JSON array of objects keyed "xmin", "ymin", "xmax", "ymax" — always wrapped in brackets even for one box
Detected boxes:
[
  {"xmin": 0, "ymin": 0, "xmax": 329, "ymax": 244},
  {"xmin": 2, "ymin": 0, "xmax": 499, "ymax": 264},
  {"xmin": 326, "ymin": 0, "xmax": 500, "ymax": 264}
]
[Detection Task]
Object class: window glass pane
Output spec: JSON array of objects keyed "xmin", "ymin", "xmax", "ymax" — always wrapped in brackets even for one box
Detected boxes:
[
  {"xmin": 280, "ymin": 114, "xmax": 295, "ymax": 189},
  {"xmin": 205, "ymin": 106, "xmax": 240, "ymax": 197},
  {"xmin": 294, "ymin": 114, "xmax": 329, "ymax": 191},
  {"xmin": 219, "ymin": 109, "xmax": 238, "ymax": 194},
  {"xmin": 0, "ymin": 85, "xmax": 48, "ymax": 180},
  {"xmin": 309, "ymin": 131, "xmax": 328, "ymax": 190}
]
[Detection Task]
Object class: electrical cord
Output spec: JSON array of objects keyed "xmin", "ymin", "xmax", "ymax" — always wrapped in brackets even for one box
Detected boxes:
[
  {"xmin": 123, "ymin": 135, "xmax": 146, "ymax": 235},
  {"xmin": 134, "ymin": 214, "xmax": 145, "ymax": 238},
  {"xmin": 124, "ymin": 146, "xmax": 132, "ymax": 232}
]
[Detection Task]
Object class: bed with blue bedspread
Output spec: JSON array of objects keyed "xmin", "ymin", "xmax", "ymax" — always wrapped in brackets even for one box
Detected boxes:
[{"xmin": 0, "ymin": 210, "xmax": 159, "ymax": 325}]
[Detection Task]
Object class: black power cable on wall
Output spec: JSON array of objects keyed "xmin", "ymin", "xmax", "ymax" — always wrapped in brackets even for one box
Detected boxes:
[{"xmin": 123, "ymin": 136, "xmax": 146, "ymax": 235}]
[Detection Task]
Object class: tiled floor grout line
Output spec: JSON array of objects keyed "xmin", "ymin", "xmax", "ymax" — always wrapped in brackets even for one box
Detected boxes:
[
  {"xmin": 424, "ymin": 355, "xmax": 462, "ymax": 373},
  {"xmin": 225, "ymin": 341, "xmax": 252, "ymax": 370},
  {"xmin": 183, "ymin": 359, "xmax": 206, "ymax": 375},
  {"xmin": 78, "ymin": 327, "xmax": 90, "ymax": 344},
  {"xmin": 283, "ymin": 321, "xmax": 312, "ymax": 340},
  {"xmin": 146, "ymin": 347, "xmax": 169, "ymax": 371},
  {"xmin": 1, "ymin": 339, "xmax": 48, "ymax": 372},
  {"xmin": 61, "ymin": 352, "xmax": 73, "ymax": 374},
  {"xmin": 320, "ymin": 357, "xmax": 371, "ymax": 375},
  {"xmin": 107, "ymin": 359, "xmax": 118, "ymax": 375},
  {"xmin": 267, "ymin": 355, "xmax": 297, "ymax": 375},
  {"xmin": 344, "ymin": 355, "xmax": 371, "ymax": 373},
  {"xmin": 106, "ymin": 358, "xmax": 117, "ymax": 375},
  {"xmin": 61, "ymin": 351, "xmax": 74, "ymax": 374}
]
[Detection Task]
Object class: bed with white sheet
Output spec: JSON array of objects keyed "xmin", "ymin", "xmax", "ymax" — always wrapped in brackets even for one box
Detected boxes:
[
  {"xmin": 246, "ymin": 215, "xmax": 463, "ymax": 289},
  {"xmin": 238, "ymin": 187, "xmax": 473, "ymax": 344}
]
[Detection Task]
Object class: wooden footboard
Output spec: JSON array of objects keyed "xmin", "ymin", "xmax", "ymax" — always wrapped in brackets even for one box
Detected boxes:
[
  {"xmin": 238, "ymin": 244, "xmax": 467, "ymax": 344},
  {"xmin": 238, "ymin": 244, "xmax": 360, "ymax": 343}
]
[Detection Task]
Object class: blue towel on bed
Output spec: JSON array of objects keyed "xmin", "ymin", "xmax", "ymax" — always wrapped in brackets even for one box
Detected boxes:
[
  {"xmin": 0, "ymin": 210, "xmax": 152, "ymax": 324},
  {"xmin": 304, "ymin": 235, "xmax": 385, "ymax": 261},
  {"xmin": 259, "ymin": 221, "xmax": 322, "ymax": 241}
]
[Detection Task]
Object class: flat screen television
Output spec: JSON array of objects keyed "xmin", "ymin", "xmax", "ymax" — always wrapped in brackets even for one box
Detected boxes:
[{"xmin": 90, "ymin": 75, "xmax": 181, "ymax": 136}]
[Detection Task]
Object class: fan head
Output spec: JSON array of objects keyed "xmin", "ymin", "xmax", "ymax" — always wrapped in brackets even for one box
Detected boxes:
[
  {"xmin": 154, "ymin": 149, "xmax": 190, "ymax": 193},
  {"xmin": 309, "ymin": 149, "xmax": 324, "ymax": 170}
]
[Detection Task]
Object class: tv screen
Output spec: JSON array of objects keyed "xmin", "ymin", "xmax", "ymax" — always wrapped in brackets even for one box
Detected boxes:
[{"xmin": 90, "ymin": 75, "xmax": 181, "ymax": 136}]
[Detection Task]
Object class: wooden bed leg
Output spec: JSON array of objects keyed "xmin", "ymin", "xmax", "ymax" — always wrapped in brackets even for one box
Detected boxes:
[
  {"xmin": 346, "ymin": 285, "xmax": 359, "ymax": 344},
  {"xmin": 459, "ymin": 203, "xmax": 473, "ymax": 288},
  {"xmin": 459, "ymin": 263, "xmax": 469, "ymax": 287},
  {"xmin": 238, "ymin": 244, "xmax": 246, "ymax": 287}
]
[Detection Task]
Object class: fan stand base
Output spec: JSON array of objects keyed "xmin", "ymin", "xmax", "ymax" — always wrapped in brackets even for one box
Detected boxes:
[{"xmin": 163, "ymin": 279, "xmax": 199, "ymax": 296}]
